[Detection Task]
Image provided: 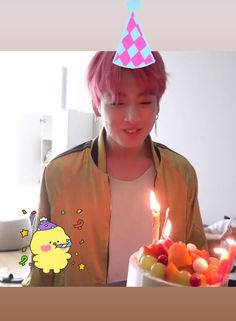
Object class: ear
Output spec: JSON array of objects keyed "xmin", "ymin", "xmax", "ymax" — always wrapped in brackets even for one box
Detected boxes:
[{"xmin": 92, "ymin": 101, "xmax": 101, "ymax": 117}]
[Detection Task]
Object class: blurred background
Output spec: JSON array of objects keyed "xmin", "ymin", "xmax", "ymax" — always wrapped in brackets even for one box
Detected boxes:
[{"xmin": 0, "ymin": 51, "xmax": 235, "ymax": 226}]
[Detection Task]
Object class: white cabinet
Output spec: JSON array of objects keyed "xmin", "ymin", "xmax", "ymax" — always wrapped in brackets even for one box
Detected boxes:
[
  {"xmin": 52, "ymin": 109, "xmax": 94, "ymax": 157},
  {"xmin": 18, "ymin": 111, "xmax": 101, "ymax": 188},
  {"xmin": 40, "ymin": 110, "xmax": 95, "ymax": 174},
  {"xmin": 40, "ymin": 115, "xmax": 53, "ymax": 170},
  {"xmin": 18, "ymin": 114, "xmax": 41, "ymax": 187}
]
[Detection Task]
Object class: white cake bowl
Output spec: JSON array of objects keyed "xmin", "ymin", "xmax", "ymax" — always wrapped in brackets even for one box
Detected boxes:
[
  {"xmin": 126, "ymin": 253, "xmax": 229, "ymax": 287},
  {"xmin": 126, "ymin": 253, "xmax": 182, "ymax": 287}
]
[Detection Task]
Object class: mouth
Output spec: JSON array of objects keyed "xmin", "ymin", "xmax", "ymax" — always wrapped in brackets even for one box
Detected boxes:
[
  {"xmin": 123, "ymin": 128, "xmax": 142, "ymax": 135},
  {"xmin": 56, "ymin": 240, "xmax": 72, "ymax": 248}
]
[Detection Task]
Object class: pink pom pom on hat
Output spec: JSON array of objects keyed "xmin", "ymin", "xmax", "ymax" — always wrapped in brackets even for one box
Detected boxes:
[{"xmin": 113, "ymin": 0, "xmax": 155, "ymax": 69}]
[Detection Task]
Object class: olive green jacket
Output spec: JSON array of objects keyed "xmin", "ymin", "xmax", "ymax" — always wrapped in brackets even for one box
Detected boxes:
[{"xmin": 23, "ymin": 129, "xmax": 206, "ymax": 286}]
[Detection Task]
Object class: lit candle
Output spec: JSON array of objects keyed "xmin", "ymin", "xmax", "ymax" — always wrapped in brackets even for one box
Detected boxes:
[
  {"xmin": 160, "ymin": 209, "xmax": 173, "ymax": 248},
  {"xmin": 161, "ymin": 208, "xmax": 171, "ymax": 239},
  {"xmin": 150, "ymin": 191, "xmax": 161, "ymax": 244},
  {"xmin": 162, "ymin": 218, "xmax": 172, "ymax": 239},
  {"xmin": 225, "ymin": 238, "xmax": 236, "ymax": 275},
  {"xmin": 214, "ymin": 248, "xmax": 230, "ymax": 283}
]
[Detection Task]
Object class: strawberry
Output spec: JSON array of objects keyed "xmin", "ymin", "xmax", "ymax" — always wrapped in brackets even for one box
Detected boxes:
[
  {"xmin": 138, "ymin": 246, "xmax": 154, "ymax": 258},
  {"xmin": 149, "ymin": 243, "xmax": 168, "ymax": 258},
  {"xmin": 156, "ymin": 238, "xmax": 173, "ymax": 250}
]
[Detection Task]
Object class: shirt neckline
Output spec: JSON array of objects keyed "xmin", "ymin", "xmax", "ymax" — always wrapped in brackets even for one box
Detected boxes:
[{"xmin": 109, "ymin": 164, "xmax": 156, "ymax": 183}]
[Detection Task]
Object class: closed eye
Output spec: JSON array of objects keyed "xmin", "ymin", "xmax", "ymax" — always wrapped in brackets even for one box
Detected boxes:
[
  {"xmin": 111, "ymin": 102, "xmax": 124, "ymax": 106},
  {"xmin": 141, "ymin": 102, "xmax": 152, "ymax": 105}
]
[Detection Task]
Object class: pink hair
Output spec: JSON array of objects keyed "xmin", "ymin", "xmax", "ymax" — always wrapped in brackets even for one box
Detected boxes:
[{"xmin": 86, "ymin": 51, "xmax": 167, "ymax": 114}]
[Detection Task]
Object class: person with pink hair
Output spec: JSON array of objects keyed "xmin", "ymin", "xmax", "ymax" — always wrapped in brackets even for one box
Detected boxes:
[{"xmin": 23, "ymin": 51, "xmax": 206, "ymax": 286}]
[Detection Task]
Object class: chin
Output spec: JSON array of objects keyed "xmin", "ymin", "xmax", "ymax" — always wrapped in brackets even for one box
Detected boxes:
[
  {"xmin": 119, "ymin": 139, "xmax": 145, "ymax": 149},
  {"xmin": 122, "ymin": 134, "xmax": 149, "ymax": 148}
]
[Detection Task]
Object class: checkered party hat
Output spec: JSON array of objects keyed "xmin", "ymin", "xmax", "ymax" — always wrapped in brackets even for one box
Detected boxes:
[{"xmin": 113, "ymin": 0, "xmax": 155, "ymax": 69}]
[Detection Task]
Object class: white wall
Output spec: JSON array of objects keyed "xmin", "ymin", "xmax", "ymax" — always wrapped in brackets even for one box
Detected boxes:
[
  {"xmin": 152, "ymin": 52, "xmax": 236, "ymax": 225},
  {"xmin": 0, "ymin": 52, "xmax": 95, "ymax": 219}
]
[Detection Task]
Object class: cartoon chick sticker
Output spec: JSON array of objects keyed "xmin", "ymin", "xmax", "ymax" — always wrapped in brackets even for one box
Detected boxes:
[{"xmin": 30, "ymin": 217, "xmax": 72, "ymax": 273}]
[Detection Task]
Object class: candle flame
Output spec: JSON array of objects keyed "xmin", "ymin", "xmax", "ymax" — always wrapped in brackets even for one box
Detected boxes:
[
  {"xmin": 214, "ymin": 248, "xmax": 228, "ymax": 255},
  {"xmin": 226, "ymin": 238, "xmax": 236, "ymax": 246},
  {"xmin": 162, "ymin": 219, "xmax": 172, "ymax": 239},
  {"xmin": 149, "ymin": 191, "xmax": 160, "ymax": 214},
  {"xmin": 165, "ymin": 208, "xmax": 170, "ymax": 220}
]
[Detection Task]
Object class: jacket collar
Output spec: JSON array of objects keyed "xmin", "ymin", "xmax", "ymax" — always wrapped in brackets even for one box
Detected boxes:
[{"xmin": 91, "ymin": 127, "xmax": 161, "ymax": 173}]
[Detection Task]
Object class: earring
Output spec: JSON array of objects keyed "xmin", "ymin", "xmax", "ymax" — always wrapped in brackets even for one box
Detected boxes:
[{"xmin": 154, "ymin": 114, "xmax": 159, "ymax": 136}]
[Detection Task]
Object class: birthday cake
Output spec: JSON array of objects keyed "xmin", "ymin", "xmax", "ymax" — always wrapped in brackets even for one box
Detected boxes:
[{"xmin": 126, "ymin": 239, "xmax": 230, "ymax": 287}]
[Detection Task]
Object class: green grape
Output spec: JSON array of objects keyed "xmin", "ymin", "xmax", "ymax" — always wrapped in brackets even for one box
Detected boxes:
[
  {"xmin": 150, "ymin": 262, "xmax": 166, "ymax": 279},
  {"xmin": 176, "ymin": 270, "xmax": 191, "ymax": 286},
  {"xmin": 139, "ymin": 255, "xmax": 157, "ymax": 271}
]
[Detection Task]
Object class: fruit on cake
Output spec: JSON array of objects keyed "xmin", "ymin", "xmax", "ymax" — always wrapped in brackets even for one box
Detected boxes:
[{"xmin": 126, "ymin": 238, "xmax": 229, "ymax": 287}]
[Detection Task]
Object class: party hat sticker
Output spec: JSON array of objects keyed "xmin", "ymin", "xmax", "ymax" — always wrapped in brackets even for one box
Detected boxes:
[
  {"xmin": 113, "ymin": 0, "xmax": 155, "ymax": 69},
  {"xmin": 30, "ymin": 217, "xmax": 72, "ymax": 273}
]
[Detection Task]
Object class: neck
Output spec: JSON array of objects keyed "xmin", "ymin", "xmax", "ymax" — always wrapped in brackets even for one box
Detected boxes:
[
  {"xmin": 106, "ymin": 136, "xmax": 151, "ymax": 160},
  {"xmin": 105, "ymin": 135, "xmax": 154, "ymax": 180}
]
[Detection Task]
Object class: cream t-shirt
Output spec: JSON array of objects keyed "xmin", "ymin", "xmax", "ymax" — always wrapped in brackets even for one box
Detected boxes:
[{"xmin": 107, "ymin": 165, "xmax": 156, "ymax": 284}]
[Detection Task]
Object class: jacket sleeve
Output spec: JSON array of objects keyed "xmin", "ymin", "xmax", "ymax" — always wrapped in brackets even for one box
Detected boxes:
[
  {"xmin": 185, "ymin": 166, "xmax": 207, "ymax": 249},
  {"xmin": 22, "ymin": 167, "xmax": 55, "ymax": 286}
]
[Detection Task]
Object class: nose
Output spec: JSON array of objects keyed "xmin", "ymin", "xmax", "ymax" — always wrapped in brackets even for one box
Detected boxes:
[{"xmin": 124, "ymin": 104, "xmax": 141, "ymax": 123}]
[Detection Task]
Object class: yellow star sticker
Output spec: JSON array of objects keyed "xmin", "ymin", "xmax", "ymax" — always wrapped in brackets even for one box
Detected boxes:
[
  {"xmin": 79, "ymin": 263, "xmax": 86, "ymax": 270},
  {"xmin": 20, "ymin": 229, "xmax": 29, "ymax": 238}
]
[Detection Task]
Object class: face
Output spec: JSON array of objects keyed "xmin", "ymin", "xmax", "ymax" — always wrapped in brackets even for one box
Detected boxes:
[
  {"xmin": 31, "ymin": 227, "xmax": 71, "ymax": 254},
  {"xmin": 98, "ymin": 71, "xmax": 159, "ymax": 151}
]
